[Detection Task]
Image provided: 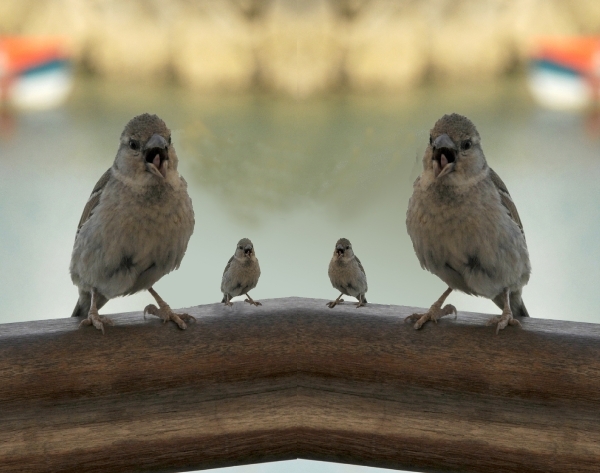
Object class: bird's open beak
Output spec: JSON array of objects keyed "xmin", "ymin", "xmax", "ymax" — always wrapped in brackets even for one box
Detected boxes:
[
  {"xmin": 336, "ymin": 246, "xmax": 345, "ymax": 257},
  {"xmin": 144, "ymin": 134, "xmax": 169, "ymax": 178},
  {"xmin": 432, "ymin": 134, "xmax": 457, "ymax": 179},
  {"xmin": 244, "ymin": 247, "xmax": 253, "ymax": 257}
]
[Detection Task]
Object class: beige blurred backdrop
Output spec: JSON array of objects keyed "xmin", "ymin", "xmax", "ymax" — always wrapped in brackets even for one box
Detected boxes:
[{"xmin": 2, "ymin": 0, "xmax": 600, "ymax": 97}]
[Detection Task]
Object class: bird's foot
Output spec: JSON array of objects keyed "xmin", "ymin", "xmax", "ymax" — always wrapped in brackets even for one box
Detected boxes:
[
  {"xmin": 223, "ymin": 300, "xmax": 234, "ymax": 307},
  {"xmin": 405, "ymin": 303, "xmax": 457, "ymax": 330},
  {"xmin": 144, "ymin": 303, "xmax": 195, "ymax": 330},
  {"xmin": 487, "ymin": 309, "xmax": 521, "ymax": 334},
  {"xmin": 244, "ymin": 295, "xmax": 262, "ymax": 306},
  {"xmin": 79, "ymin": 309, "xmax": 114, "ymax": 334},
  {"xmin": 355, "ymin": 300, "xmax": 366, "ymax": 308},
  {"xmin": 326, "ymin": 299, "xmax": 344, "ymax": 308}
]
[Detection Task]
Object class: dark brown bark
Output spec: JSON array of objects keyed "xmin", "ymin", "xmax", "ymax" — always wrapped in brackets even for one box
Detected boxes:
[{"xmin": 0, "ymin": 297, "xmax": 599, "ymax": 472}]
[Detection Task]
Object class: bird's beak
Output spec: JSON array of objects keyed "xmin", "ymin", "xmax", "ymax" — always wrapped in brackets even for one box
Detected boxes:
[
  {"xmin": 144, "ymin": 134, "xmax": 169, "ymax": 178},
  {"xmin": 336, "ymin": 245, "xmax": 345, "ymax": 257},
  {"xmin": 432, "ymin": 134, "xmax": 457, "ymax": 179},
  {"xmin": 244, "ymin": 246, "xmax": 253, "ymax": 257}
]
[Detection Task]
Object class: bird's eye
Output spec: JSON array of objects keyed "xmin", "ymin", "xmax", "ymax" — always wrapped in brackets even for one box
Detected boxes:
[
  {"xmin": 239, "ymin": 246, "xmax": 243, "ymax": 250},
  {"xmin": 129, "ymin": 139, "xmax": 140, "ymax": 151},
  {"xmin": 461, "ymin": 139, "xmax": 472, "ymax": 151},
  {"xmin": 168, "ymin": 135, "xmax": 172, "ymax": 145},
  {"xmin": 429, "ymin": 135, "xmax": 433, "ymax": 145},
  {"xmin": 346, "ymin": 245, "xmax": 350, "ymax": 250}
]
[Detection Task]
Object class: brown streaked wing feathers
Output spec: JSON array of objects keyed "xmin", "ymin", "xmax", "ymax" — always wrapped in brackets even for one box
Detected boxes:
[
  {"xmin": 489, "ymin": 168, "xmax": 525, "ymax": 238},
  {"xmin": 355, "ymin": 256, "xmax": 366, "ymax": 277},
  {"xmin": 223, "ymin": 255, "xmax": 234, "ymax": 276},
  {"xmin": 76, "ymin": 168, "xmax": 112, "ymax": 235}
]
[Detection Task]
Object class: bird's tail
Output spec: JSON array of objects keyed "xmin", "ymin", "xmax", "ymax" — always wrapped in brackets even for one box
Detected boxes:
[
  {"xmin": 71, "ymin": 294, "xmax": 90, "ymax": 318},
  {"xmin": 512, "ymin": 297, "xmax": 529, "ymax": 318},
  {"xmin": 493, "ymin": 290, "xmax": 529, "ymax": 318},
  {"xmin": 71, "ymin": 291, "xmax": 107, "ymax": 317}
]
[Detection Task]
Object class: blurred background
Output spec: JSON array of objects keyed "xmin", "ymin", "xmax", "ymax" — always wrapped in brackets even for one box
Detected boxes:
[{"xmin": 2, "ymin": 1, "xmax": 600, "ymax": 473}]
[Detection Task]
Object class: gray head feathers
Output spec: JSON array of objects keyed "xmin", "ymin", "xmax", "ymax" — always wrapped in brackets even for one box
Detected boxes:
[
  {"xmin": 335, "ymin": 238, "xmax": 352, "ymax": 248},
  {"xmin": 237, "ymin": 238, "xmax": 253, "ymax": 249},
  {"xmin": 431, "ymin": 113, "xmax": 480, "ymax": 142},
  {"xmin": 121, "ymin": 113, "xmax": 170, "ymax": 141}
]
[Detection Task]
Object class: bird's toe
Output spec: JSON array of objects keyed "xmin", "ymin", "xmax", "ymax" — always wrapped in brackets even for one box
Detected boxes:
[
  {"xmin": 487, "ymin": 312, "xmax": 521, "ymax": 334},
  {"xmin": 405, "ymin": 305, "xmax": 455, "ymax": 330},
  {"xmin": 143, "ymin": 304, "xmax": 159, "ymax": 318},
  {"xmin": 171, "ymin": 314, "xmax": 187, "ymax": 330},
  {"xmin": 143, "ymin": 303, "xmax": 191, "ymax": 329},
  {"xmin": 442, "ymin": 304, "xmax": 458, "ymax": 319},
  {"xmin": 98, "ymin": 315, "xmax": 114, "ymax": 326},
  {"xmin": 244, "ymin": 298, "xmax": 262, "ymax": 306},
  {"xmin": 404, "ymin": 313, "xmax": 422, "ymax": 323},
  {"xmin": 179, "ymin": 313, "xmax": 196, "ymax": 323},
  {"xmin": 79, "ymin": 311, "xmax": 112, "ymax": 334},
  {"xmin": 413, "ymin": 314, "xmax": 431, "ymax": 330}
]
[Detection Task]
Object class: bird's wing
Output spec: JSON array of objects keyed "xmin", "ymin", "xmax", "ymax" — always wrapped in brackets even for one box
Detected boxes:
[
  {"xmin": 354, "ymin": 256, "xmax": 367, "ymax": 277},
  {"xmin": 489, "ymin": 167, "xmax": 525, "ymax": 237},
  {"xmin": 76, "ymin": 167, "xmax": 112, "ymax": 236},
  {"xmin": 222, "ymin": 255, "xmax": 235, "ymax": 276}
]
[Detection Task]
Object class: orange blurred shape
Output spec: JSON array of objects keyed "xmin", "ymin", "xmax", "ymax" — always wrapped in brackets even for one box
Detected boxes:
[
  {"xmin": 531, "ymin": 36, "xmax": 600, "ymax": 74},
  {"xmin": 0, "ymin": 36, "xmax": 71, "ymax": 75}
]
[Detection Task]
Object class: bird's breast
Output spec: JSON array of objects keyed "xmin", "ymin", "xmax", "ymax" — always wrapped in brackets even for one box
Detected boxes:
[
  {"xmin": 406, "ymin": 180, "xmax": 529, "ymax": 297},
  {"xmin": 71, "ymin": 179, "xmax": 194, "ymax": 297}
]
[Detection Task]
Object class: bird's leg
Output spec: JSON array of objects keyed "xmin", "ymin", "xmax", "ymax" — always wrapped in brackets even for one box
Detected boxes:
[
  {"xmin": 79, "ymin": 288, "xmax": 113, "ymax": 334},
  {"xmin": 327, "ymin": 293, "xmax": 345, "ymax": 308},
  {"xmin": 486, "ymin": 288, "xmax": 521, "ymax": 334},
  {"xmin": 144, "ymin": 287, "xmax": 196, "ymax": 330},
  {"xmin": 223, "ymin": 294, "xmax": 233, "ymax": 306},
  {"xmin": 405, "ymin": 287, "xmax": 457, "ymax": 330},
  {"xmin": 355, "ymin": 294, "xmax": 366, "ymax": 308},
  {"xmin": 244, "ymin": 293, "xmax": 262, "ymax": 306}
]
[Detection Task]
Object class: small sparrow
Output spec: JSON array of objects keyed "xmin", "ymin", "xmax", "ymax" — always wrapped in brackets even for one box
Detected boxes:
[
  {"xmin": 405, "ymin": 113, "xmax": 531, "ymax": 333},
  {"xmin": 70, "ymin": 113, "xmax": 196, "ymax": 333},
  {"xmin": 221, "ymin": 238, "xmax": 261, "ymax": 306},
  {"xmin": 327, "ymin": 238, "xmax": 368, "ymax": 308}
]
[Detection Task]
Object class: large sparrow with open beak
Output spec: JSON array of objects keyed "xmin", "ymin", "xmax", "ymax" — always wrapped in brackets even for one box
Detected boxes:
[
  {"xmin": 406, "ymin": 113, "xmax": 530, "ymax": 333},
  {"xmin": 327, "ymin": 238, "xmax": 368, "ymax": 308},
  {"xmin": 70, "ymin": 113, "xmax": 195, "ymax": 333},
  {"xmin": 221, "ymin": 238, "xmax": 261, "ymax": 306}
]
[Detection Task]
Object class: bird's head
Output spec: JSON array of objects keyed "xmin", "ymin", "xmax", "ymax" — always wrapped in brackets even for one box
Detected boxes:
[
  {"xmin": 235, "ymin": 238, "xmax": 255, "ymax": 259},
  {"xmin": 424, "ymin": 113, "xmax": 486, "ymax": 182},
  {"xmin": 115, "ymin": 113, "xmax": 178, "ymax": 182},
  {"xmin": 334, "ymin": 238, "xmax": 354, "ymax": 260}
]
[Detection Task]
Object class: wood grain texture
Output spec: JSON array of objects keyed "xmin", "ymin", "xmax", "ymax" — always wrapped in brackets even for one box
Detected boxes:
[{"xmin": 0, "ymin": 297, "xmax": 599, "ymax": 473}]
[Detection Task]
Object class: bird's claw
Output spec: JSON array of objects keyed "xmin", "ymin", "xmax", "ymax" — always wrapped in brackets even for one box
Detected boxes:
[
  {"xmin": 326, "ymin": 299, "xmax": 344, "ymax": 308},
  {"xmin": 144, "ymin": 303, "xmax": 195, "ymax": 330},
  {"xmin": 487, "ymin": 311, "xmax": 521, "ymax": 334},
  {"xmin": 355, "ymin": 300, "xmax": 366, "ymax": 308},
  {"xmin": 244, "ymin": 298, "xmax": 262, "ymax": 306},
  {"xmin": 79, "ymin": 312, "xmax": 114, "ymax": 335},
  {"xmin": 405, "ymin": 304, "xmax": 457, "ymax": 330}
]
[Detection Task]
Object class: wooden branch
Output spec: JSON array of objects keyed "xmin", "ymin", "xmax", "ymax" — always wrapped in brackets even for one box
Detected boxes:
[{"xmin": 1, "ymin": 297, "xmax": 599, "ymax": 473}]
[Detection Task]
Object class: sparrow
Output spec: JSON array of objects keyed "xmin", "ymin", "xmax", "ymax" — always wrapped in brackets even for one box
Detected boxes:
[
  {"xmin": 327, "ymin": 238, "xmax": 368, "ymax": 308},
  {"xmin": 405, "ymin": 113, "xmax": 531, "ymax": 333},
  {"xmin": 221, "ymin": 238, "xmax": 261, "ymax": 306},
  {"xmin": 70, "ymin": 113, "xmax": 196, "ymax": 333}
]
